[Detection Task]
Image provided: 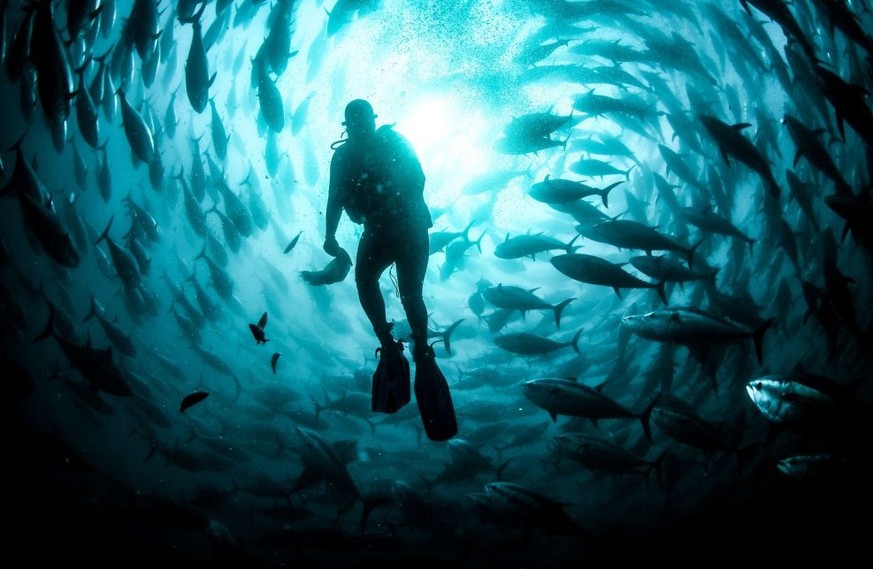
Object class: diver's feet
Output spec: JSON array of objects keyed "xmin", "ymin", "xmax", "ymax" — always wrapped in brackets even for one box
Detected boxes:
[
  {"xmin": 376, "ymin": 322, "xmax": 396, "ymax": 352},
  {"xmin": 412, "ymin": 343, "xmax": 435, "ymax": 364},
  {"xmin": 372, "ymin": 338, "xmax": 411, "ymax": 414},
  {"xmin": 413, "ymin": 345, "xmax": 457, "ymax": 441}
]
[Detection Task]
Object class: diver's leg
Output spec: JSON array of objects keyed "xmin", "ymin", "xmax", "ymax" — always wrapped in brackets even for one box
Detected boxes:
[
  {"xmin": 395, "ymin": 227, "xmax": 431, "ymax": 361},
  {"xmin": 356, "ymin": 230, "xmax": 395, "ymax": 347}
]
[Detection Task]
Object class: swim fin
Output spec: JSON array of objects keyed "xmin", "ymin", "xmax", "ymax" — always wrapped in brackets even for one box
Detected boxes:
[
  {"xmin": 371, "ymin": 340, "xmax": 411, "ymax": 414},
  {"xmin": 414, "ymin": 348, "xmax": 458, "ymax": 441}
]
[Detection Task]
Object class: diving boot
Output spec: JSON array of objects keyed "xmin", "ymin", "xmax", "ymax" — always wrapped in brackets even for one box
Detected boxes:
[
  {"xmin": 413, "ymin": 345, "xmax": 458, "ymax": 441},
  {"xmin": 371, "ymin": 339, "xmax": 411, "ymax": 414}
]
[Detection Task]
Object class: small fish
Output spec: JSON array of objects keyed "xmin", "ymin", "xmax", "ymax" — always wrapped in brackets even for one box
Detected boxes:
[
  {"xmin": 271, "ymin": 352, "xmax": 281, "ymax": 374},
  {"xmin": 776, "ymin": 454, "xmax": 855, "ymax": 481},
  {"xmin": 180, "ymin": 390, "xmax": 210, "ymax": 413},
  {"xmin": 249, "ymin": 311, "xmax": 269, "ymax": 344},
  {"xmin": 284, "ymin": 231, "xmax": 302, "ymax": 254}
]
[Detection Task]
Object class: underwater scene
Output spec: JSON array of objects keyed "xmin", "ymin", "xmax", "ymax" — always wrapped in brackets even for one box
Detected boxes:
[{"xmin": 1, "ymin": 0, "xmax": 872, "ymax": 566}]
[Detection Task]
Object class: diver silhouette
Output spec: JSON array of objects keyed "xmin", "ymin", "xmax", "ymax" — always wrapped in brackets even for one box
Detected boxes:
[{"xmin": 323, "ymin": 99, "xmax": 457, "ymax": 441}]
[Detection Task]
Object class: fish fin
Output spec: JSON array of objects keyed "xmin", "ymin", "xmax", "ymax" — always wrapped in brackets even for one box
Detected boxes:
[
  {"xmin": 638, "ymin": 393, "xmax": 661, "ymax": 442},
  {"xmin": 290, "ymin": 467, "xmax": 323, "ymax": 494},
  {"xmin": 33, "ymin": 310, "xmax": 55, "ymax": 343},
  {"xmin": 570, "ymin": 328, "xmax": 583, "ymax": 354},
  {"xmin": 835, "ymin": 111, "xmax": 846, "ymax": 141},
  {"xmin": 655, "ymin": 280, "xmax": 668, "ymax": 305},
  {"xmin": 442, "ymin": 319, "xmax": 465, "ymax": 355},
  {"xmin": 94, "ymin": 214, "xmax": 115, "ymax": 245},
  {"xmin": 554, "ymin": 298, "xmax": 575, "ymax": 329},
  {"xmin": 83, "ymin": 294, "xmax": 99, "ymax": 322}
]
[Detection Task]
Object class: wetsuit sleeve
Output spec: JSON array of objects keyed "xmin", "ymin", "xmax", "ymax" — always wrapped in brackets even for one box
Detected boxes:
[{"xmin": 325, "ymin": 151, "xmax": 344, "ymax": 239}]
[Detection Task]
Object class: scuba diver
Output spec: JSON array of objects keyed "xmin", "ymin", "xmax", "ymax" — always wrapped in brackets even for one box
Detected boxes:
[{"xmin": 322, "ymin": 99, "xmax": 457, "ymax": 441}]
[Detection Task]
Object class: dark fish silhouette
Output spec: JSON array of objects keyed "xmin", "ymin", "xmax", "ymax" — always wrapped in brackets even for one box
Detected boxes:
[
  {"xmin": 249, "ymin": 311, "xmax": 268, "ymax": 344},
  {"xmin": 698, "ymin": 114, "xmax": 781, "ymax": 199},
  {"xmin": 551, "ymin": 253, "xmax": 667, "ymax": 304},
  {"xmin": 529, "ymin": 175, "xmax": 622, "ymax": 207},
  {"xmin": 179, "ymin": 4, "xmax": 216, "ymax": 114},
  {"xmin": 271, "ymin": 352, "xmax": 281, "ymax": 374},
  {"xmin": 180, "ymin": 391, "xmax": 210, "ymax": 413},
  {"xmin": 494, "ymin": 232, "xmax": 581, "ymax": 260},
  {"xmin": 34, "ymin": 311, "xmax": 132, "ymax": 397},
  {"xmin": 284, "ymin": 231, "xmax": 302, "ymax": 254}
]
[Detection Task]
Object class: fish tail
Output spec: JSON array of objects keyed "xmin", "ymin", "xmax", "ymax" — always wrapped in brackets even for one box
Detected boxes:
[
  {"xmin": 360, "ymin": 497, "xmax": 380, "ymax": 533},
  {"xmin": 194, "ymin": 241, "xmax": 207, "ymax": 260},
  {"xmin": 94, "ymin": 213, "xmax": 115, "ymax": 245},
  {"xmin": 601, "ymin": 181, "xmax": 624, "ymax": 208},
  {"xmin": 179, "ymin": 1, "xmax": 207, "ymax": 24},
  {"xmin": 553, "ymin": 298, "xmax": 575, "ymax": 329},
  {"xmin": 570, "ymin": 328, "xmax": 583, "ymax": 354},
  {"xmin": 655, "ymin": 280, "xmax": 668, "ymax": 305},
  {"xmin": 566, "ymin": 233, "xmax": 582, "ymax": 254},
  {"xmin": 653, "ymin": 449, "xmax": 673, "ymax": 490},
  {"xmin": 473, "ymin": 230, "xmax": 486, "ymax": 253},
  {"xmin": 82, "ymin": 294, "xmax": 98, "ymax": 322},
  {"xmin": 707, "ymin": 268, "xmax": 719, "ymax": 285},
  {"xmin": 638, "ymin": 392, "xmax": 660, "ymax": 443},
  {"xmin": 687, "ymin": 238, "xmax": 705, "ymax": 270},
  {"xmin": 33, "ymin": 309, "xmax": 55, "ymax": 343},
  {"xmin": 461, "ymin": 219, "xmax": 476, "ymax": 242},
  {"xmin": 753, "ymin": 318, "xmax": 776, "ymax": 364},
  {"xmin": 92, "ymin": 47, "xmax": 112, "ymax": 65},
  {"xmin": 442, "ymin": 318, "xmax": 465, "ymax": 355},
  {"xmin": 73, "ymin": 56, "xmax": 91, "ymax": 77},
  {"xmin": 241, "ymin": 166, "xmax": 253, "ymax": 187}
]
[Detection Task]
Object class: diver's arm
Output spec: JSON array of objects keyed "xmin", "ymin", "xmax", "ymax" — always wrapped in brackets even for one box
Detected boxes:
[{"xmin": 324, "ymin": 156, "xmax": 343, "ymax": 256}]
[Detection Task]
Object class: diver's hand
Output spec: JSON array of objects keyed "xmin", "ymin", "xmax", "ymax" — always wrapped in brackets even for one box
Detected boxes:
[{"xmin": 323, "ymin": 236, "xmax": 341, "ymax": 257}]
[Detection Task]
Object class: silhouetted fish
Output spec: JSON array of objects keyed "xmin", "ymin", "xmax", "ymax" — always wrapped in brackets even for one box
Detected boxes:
[
  {"xmin": 180, "ymin": 390, "xmax": 209, "ymax": 413},
  {"xmin": 249, "ymin": 311, "xmax": 268, "ymax": 344}
]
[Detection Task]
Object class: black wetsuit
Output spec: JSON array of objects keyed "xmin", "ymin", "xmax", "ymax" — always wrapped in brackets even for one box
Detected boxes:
[{"xmin": 328, "ymin": 125, "xmax": 433, "ymax": 356}]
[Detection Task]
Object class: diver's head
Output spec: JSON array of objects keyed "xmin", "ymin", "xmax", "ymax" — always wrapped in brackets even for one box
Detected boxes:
[{"xmin": 343, "ymin": 99, "xmax": 377, "ymax": 139}]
